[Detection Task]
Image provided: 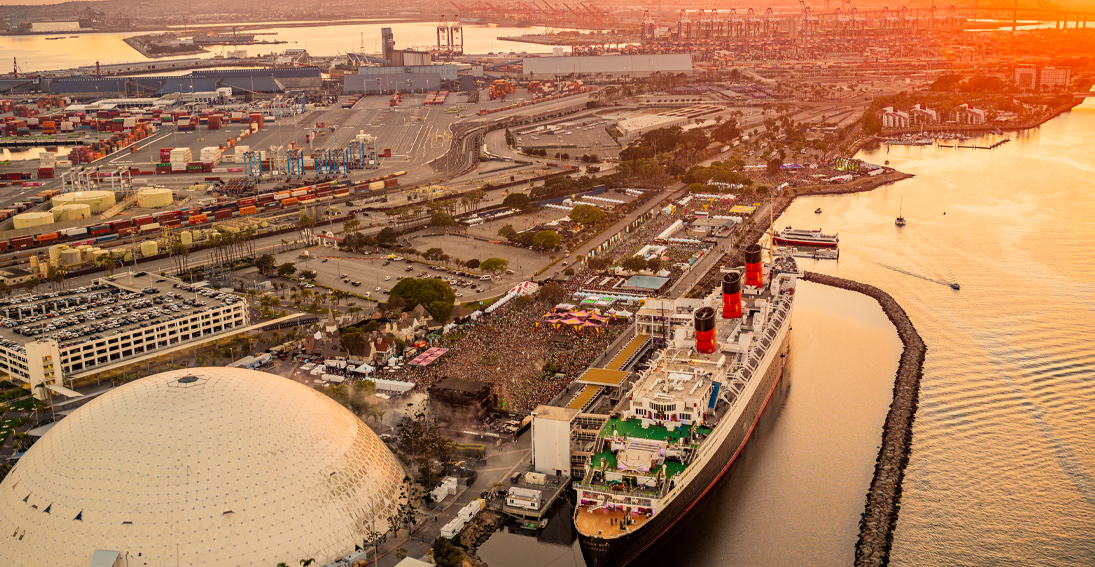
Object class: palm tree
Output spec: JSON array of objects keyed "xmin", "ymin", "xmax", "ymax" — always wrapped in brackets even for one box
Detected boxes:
[
  {"xmin": 34, "ymin": 382, "xmax": 54, "ymax": 420},
  {"xmin": 96, "ymin": 254, "xmax": 118, "ymax": 277},
  {"xmin": 299, "ymin": 559, "xmax": 315, "ymax": 567}
]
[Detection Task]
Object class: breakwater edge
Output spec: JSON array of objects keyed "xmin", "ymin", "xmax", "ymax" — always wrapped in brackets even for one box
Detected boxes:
[{"xmin": 802, "ymin": 272, "xmax": 926, "ymax": 567}]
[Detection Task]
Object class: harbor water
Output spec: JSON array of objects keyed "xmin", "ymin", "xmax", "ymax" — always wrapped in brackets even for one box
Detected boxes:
[
  {"xmin": 0, "ymin": 22, "xmax": 557, "ymax": 73},
  {"xmin": 483, "ymin": 98, "xmax": 1095, "ymax": 566}
]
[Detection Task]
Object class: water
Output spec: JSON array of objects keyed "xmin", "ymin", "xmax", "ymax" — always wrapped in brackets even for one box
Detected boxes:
[
  {"xmin": 1, "ymin": 22, "xmax": 558, "ymax": 73},
  {"xmin": 778, "ymin": 96, "xmax": 1095, "ymax": 566},
  {"xmin": 483, "ymin": 97, "xmax": 1095, "ymax": 567},
  {"xmin": 479, "ymin": 281, "xmax": 902, "ymax": 566}
]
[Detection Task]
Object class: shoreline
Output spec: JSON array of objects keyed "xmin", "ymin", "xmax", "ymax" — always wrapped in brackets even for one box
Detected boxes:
[
  {"xmin": 852, "ymin": 93, "xmax": 1092, "ymax": 155},
  {"xmin": 802, "ymin": 272, "xmax": 926, "ymax": 567}
]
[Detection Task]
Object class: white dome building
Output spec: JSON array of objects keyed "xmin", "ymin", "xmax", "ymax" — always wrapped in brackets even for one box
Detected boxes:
[{"xmin": 0, "ymin": 368, "xmax": 406, "ymax": 567}]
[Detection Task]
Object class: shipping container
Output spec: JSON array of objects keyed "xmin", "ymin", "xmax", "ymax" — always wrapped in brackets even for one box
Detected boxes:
[
  {"xmin": 10, "ymin": 236, "xmax": 34, "ymax": 250},
  {"xmin": 214, "ymin": 210, "xmax": 232, "ymax": 220},
  {"xmin": 36, "ymin": 232, "xmax": 59, "ymax": 243},
  {"xmin": 239, "ymin": 205, "xmax": 258, "ymax": 215},
  {"xmin": 281, "ymin": 197, "xmax": 299, "ymax": 206},
  {"xmin": 139, "ymin": 223, "xmax": 161, "ymax": 233},
  {"xmin": 189, "ymin": 214, "xmax": 208, "ymax": 224}
]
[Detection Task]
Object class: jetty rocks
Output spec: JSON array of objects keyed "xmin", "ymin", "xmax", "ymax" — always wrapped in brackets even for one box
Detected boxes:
[{"xmin": 802, "ymin": 271, "xmax": 926, "ymax": 567}]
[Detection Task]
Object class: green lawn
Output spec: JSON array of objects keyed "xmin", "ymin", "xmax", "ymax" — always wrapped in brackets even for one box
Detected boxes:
[
  {"xmin": 3, "ymin": 397, "xmax": 36, "ymax": 412},
  {"xmin": 597, "ymin": 417, "xmax": 711, "ymax": 443}
]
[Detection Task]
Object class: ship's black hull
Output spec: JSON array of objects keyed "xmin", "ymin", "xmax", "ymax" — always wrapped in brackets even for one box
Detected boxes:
[{"xmin": 577, "ymin": 333, "xmax": 791, "ymax": 567}]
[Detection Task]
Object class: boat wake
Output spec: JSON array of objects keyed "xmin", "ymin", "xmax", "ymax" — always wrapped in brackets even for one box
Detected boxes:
[{"xmin": 870, "ymin": 260, "xmax": 957, "ymax": 289}]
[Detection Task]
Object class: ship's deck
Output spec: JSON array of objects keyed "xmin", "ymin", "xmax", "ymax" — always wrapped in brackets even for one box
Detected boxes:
[
  {"xmin": 598, "ymin": 417, "xmax": 712, "ymax": 442},
  {"xmin": 575, "ymin": 504, "xmax": 653, "ymax": 540},
  {"xmin": 589, "ymin": 449, "xmax": 688, "ymax": 480}
]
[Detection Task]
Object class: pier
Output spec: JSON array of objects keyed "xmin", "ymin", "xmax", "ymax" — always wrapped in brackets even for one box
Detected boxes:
[
  {"xmin": 501, "ymin": 476, "xmax": 570, "ymax": 522},
  {"xmin": 954, "ymin": 139, "xmax": 1011, "ymax": 149}
]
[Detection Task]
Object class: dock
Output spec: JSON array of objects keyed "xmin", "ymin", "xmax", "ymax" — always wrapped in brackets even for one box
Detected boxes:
[
  {"xmin": 502, "ymin": 476, "xmax": 570, "ymax": 521},
  {"xmin": 953, "ymin": 139, "xmax": 1011, "ymax": 149}
]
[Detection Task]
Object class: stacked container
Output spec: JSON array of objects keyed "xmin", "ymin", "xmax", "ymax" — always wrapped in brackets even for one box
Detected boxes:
[
  {"xmin": 37, "ymin": 152, "xmax": 56, "ymax": 179},
  {"xmin": 199, "ymin": 146, "xmax": 222, "ymax": 165},
  {"xmin": 170, "ymin": 148, "xmax": 192, "ymax": 173}
]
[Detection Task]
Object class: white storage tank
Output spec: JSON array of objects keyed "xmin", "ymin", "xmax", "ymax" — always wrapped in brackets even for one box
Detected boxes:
[
  {"xmin": 137, "ymin": 187, "xmax": 174, "ymax": 209},
  {"xmin": 140, "ymin": 240, "xmax": 159, "ymax": 257},
  {"xmin": 60, "ymin": 248, "xmax": 83, "ymax": 267},
  {"xmin": 14, "ymin": 212, "xmax": 54, "ymax": 230},
  {"xmin": 48, "ymin": 244, "xmax": 68, "ymax": 261},
  {"xmin": 51, "ymin": 203, "xmax": 92, "ymax": 221},
  {"xmin": 180, "ymin": 230, "xmax": 193, "ymax": 245},
  {"xmin": 51, "ymin": 190, "xmax": 117, "ymax": 214}
]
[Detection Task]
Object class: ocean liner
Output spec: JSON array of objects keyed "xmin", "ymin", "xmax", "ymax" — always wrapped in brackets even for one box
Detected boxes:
[{"xmin": 574, "ymin": 244, "xmax": 799, "ymax": 567}]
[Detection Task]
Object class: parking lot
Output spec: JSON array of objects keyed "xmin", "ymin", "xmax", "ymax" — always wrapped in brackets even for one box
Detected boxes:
[{"xmin": 255, "ymin": 233, "xmax": 548, "ymax": 305}]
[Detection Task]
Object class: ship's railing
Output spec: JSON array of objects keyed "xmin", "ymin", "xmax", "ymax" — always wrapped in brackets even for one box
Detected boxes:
[{"xmin": 578, "ymin": 474, "xmax": 670, "ymax": 499}]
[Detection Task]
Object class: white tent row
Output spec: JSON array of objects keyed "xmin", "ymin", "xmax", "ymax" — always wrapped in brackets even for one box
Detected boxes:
[{"xmin": 322, "ymin": 374, "xmax": 345, "ymax": 384}]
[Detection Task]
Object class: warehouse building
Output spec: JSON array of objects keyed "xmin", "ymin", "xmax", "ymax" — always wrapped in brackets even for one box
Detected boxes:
[
  {"xmin": 617, "ymin": 113, "xmax": 689, "ymax": 141},
  {"xmin": 521, "ymin": 53, "xmax": 693, "ymax": 79}
]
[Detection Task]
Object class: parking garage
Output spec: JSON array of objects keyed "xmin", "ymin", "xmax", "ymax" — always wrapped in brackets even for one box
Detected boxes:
[{"xmin": 0, "ymin": 276, "xmax": 249, "ymax": 379}]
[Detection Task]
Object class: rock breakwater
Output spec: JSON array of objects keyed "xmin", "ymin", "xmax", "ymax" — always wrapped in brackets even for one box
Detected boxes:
[{"xmin": 802, "ymin": 271, "xmax": 926, "ymax": 567}]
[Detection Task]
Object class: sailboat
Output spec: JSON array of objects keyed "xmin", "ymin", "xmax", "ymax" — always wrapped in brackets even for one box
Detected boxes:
[{"xmin": 895, "ymin": 197, "xmax": 906, "ymax": 227}]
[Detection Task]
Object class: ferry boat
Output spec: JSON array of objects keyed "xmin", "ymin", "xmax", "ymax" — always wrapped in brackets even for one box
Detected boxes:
[
  {"xmin": 574, "ymin": 246, "xmax": 799, "ymax": 567},
  {"xmin": 772, "ymin": 226, "xmax": 838, "ymax": 247}
]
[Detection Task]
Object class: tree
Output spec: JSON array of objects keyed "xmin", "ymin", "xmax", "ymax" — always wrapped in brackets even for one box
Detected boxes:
[
  {"xmin": 96, "ymin": 253, "xmax": 118, "ymax": 276},
  {"xmin": 341, "ymin": 327, "xmax": 369, "ymax": 357},
  {"xmin": 395, "ymin": 548, "xmax": 409, "ymax": 561},
  {"xmin": 299, "ymin": 270, "xmax": 317, "ymax": 281},
  {"xmin": 427, "ymin": 300, "xmax": 454, "ymax": 322},
  {"xmin": 364, "ymin": 522, "xmax": 387, "ymax": 565},
  {"xmin": 300, "ymin": 560, "xmax": 315, "ymax": 567},
  {"xmin": 467, "ymin": 189, "xmax": 486, "ymax": 212},
  {"xmin": 588, "ymin": 257, "xmax": 612, "ymax": 271},
  {"xmin": 377, "ymin": 227, "xmax": 398, "ymax": 245},
  {"xmin": 296, "ymin": 213, "xmax": 317, "ymax": 243},
  {"xmin": 504, "ymin": 128, "xmax": 516, "ymax": 147},
  {"xmin": 277, "ymin": 263, "xmax": 297, "ymax": 278},
  {"xmin": 480, "ymin": 257, "xmax": 509, "ymax": 276},
  {"xmin": 0, "ymin": 282, "xmax": 10, "ymax": 300},
  {"xmin": 646, "ymin": 257, "xmax": 662, "ymax": 273},
  {"xmin": 620, "ymin": 256, "xmax": 648, "ymax": 273},
  {"xmin": 429, "ymin": 211, "xmax": 456, "ymax": 227},
  {"xmin": 569, "ymin": 204, "xmax": 605, "ymax": 224},
  {"xmin": 255, "ymin": 254, "xmax": 276, "ymax": 276},
  {"xmin": 343, "ymin": 218, "xmax": 361, "ymax": 234},
  {"xmin": 497, "ymin": 224, "xmax": 518, "ymax": 241},
  {"xmin": 45, "ymin": 264, "xmax": 67, "ymax": 292},
  {"xmin": 502, "ymin": 193, "xmax": 531, "ymax": 210},
  {"xmin": 464, "ymin": 258, "xmax": 480, "ymax": 269},
  {"xmin": 388, "ymin": 278, "xmax": 456, "ymax": 310},
  {"xmin": 422, "ymin": 247, "xmax": 445, "ymax": 261},
  {"xmin": 532, "ymin": 230, "xmax": 562, "ymax": 250},
  {"xmin": 537, "ymin": 282, "xmax": 566, "ymax": 305},
  {"xmin": 380, "ymin": 295, "xmax": 407, "ymax": 320}
]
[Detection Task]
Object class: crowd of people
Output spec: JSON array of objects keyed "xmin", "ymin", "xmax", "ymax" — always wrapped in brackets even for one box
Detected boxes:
[{"xmin": 388, "ymin": 297, "xmax": 625, "ymax": 412}]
